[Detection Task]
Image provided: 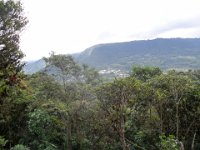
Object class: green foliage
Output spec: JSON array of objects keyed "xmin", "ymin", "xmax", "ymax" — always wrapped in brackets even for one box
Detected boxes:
[
  {"xmin": 8, "ymin": 1, "xmax": 200, "ymax": 150},
  {"xmin": 24, "ymin": 64, "xmax": 200, "ymax": 150},
  {"xmin": 0, "ymin": 136, "xmax": 7, "ymax": 149},
  {"xmin": 0, "ymin": 0, "xmax": 28, "ymax": 81},
  {"xmin": 160, "ymin": 134, "xmax": 179, "ymax": 150},
  {"xmin": 28, "ymin": 109, "xmax": 57, "ymax": 150},
  {"xmin": 10, "ymin": 144, "xmax": 30, "ymax": 150},
  {"xmin": 1, "ymin": 18, "xmax": 200, "ymax": 150},
  {"xmin": 28, "ymin": 109, "xmax": 52, "ymax": 137},
  {"xmin": 44, "ymin": 52, "xmax": 81, "ymax": 80},
  {"xmin": 96, "ymin": 77, "xmax": 143, "ymax": 149},
  {"xmin": 0, "ymin": 1, "xmax": 29, "ymax": 148},
  {"xmin": 132, "ymin": 66, "xmax": 162, "ymax": 81}
]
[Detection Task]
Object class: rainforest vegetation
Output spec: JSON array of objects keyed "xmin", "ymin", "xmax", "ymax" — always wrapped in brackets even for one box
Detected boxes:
[{"xmin": 0, "ymin": 0, "xmax": 200, "ymax": 150}]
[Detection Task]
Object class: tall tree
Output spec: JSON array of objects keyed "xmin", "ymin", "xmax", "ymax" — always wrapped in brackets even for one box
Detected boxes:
[
  {"xmin": 96, "ymin": 77, "xmax": 142, "ymax": 150},
  {"xmin": 43, "ymin": 53, "xmax": 101, "ymax": 150},
  {"xmin": 0, "ymin": 0, "xmax": 28, "ymax": 148},
  {"xmin": 0, "ymin": 0, "xmax": 27, "ymax": 100}
]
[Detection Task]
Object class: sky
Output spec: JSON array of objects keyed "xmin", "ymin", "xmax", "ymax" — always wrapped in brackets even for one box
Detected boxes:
[{"xmin": 20, "ymin": 0, "xmax": 200, "ymax": 60}]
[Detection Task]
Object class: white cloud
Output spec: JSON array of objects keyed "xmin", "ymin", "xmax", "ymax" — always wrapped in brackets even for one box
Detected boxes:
[{"xmin": 20, "ymin": 0, "xmax": 200, "ymax": 60}]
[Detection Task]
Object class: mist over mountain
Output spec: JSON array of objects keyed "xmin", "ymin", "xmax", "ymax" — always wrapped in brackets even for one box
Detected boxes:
[{"xmin": 24, "ymin": 38, "xmax": 200, "ymax": 74}]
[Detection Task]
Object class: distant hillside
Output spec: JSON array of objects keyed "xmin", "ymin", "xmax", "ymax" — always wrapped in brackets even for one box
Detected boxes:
[
  {"xmin": 75, "ymin": 38, "xmax": 200, "ymax": 70},
  {"xmin": 23, "ymin": 59, "xmax": 45, "ymax": 74},
  {"xmin": 23, "ymin": 38, "xmax": 200, "ymax": 74}
]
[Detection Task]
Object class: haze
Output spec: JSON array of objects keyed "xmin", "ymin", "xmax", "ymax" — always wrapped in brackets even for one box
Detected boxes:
[{"xmin": 20, "ymin": 0, "xmax": 200, "ymax": 60}]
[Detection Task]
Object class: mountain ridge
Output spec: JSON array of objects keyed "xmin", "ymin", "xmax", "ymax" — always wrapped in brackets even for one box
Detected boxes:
[
  {"xmin": 75, "ymin": 38, "xmax": 200, "ymax": 69},
  {"xmin": 24, "ymin": 38, "xmax": 200, "ymax": 74}
]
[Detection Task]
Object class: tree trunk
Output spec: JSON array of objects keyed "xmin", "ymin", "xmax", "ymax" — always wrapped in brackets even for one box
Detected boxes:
[
  {"xmin": 67, "ymin": 123, "xmax": 72, "ymax": 150},
  {"xmin": 149, "ymin": 103, "xmax": 152, "ymax": 120},
  {"xmin": 119, "ymin": 128, "xmax": 128, "ymax": 150},
  {"xmin": 61, "ymin": 114, "xmax": 72, "ymax": 150},
  {"xmin": 8, "ymin": 125, "xmax": 11, "ymax": 149},
  {"xmin": 176, "ymin": 103, "xmax": 179, "ymax": 140},
  {"xmin": 119, "ymin": 117, "xmax": 129, "ymax": 150},
  {"xmin": 179, "ymin": 141, "xmax": 185, "ymax": 150},
  {"xmin": 160, "ymin": 104, "xmax": 163, "ymax": 134},
  {"xmin": 191, "ymin": 131, "xmax": 196, "ymax": 150}
]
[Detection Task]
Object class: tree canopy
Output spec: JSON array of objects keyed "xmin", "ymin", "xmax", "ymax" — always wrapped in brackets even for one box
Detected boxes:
[{"xmin": 0, "ymin": 1, "xmax": 200, "ymax": 150}]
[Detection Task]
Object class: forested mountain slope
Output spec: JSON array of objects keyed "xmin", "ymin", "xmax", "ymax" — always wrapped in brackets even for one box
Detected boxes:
[
  {"xmin": 23, "ymin": 59, "xmax": 46, "ymax": 74},
  {"xmin": 76, "ymin": 38, "xmax": 200, "ymax": 70},
  {"xmin": 24, "ymin": 38, "xmax": 200, "ymax": 74}
]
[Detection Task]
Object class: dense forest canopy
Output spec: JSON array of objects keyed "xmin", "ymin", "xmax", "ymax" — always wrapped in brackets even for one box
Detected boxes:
[{"xmin": 1, "ymin": 1, "xmax": 200, "ymax": 150}]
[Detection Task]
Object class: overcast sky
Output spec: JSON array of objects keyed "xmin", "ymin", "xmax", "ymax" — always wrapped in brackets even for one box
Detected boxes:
[{"xmin": 20, "ymin": 0, "xmax": 200, "ymax": 60}]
